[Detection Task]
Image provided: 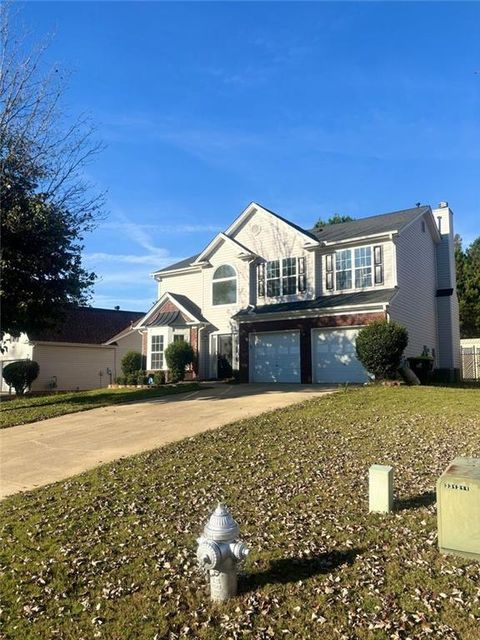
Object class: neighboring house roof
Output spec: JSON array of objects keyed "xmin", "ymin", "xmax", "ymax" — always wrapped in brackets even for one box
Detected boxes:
[
  {"xmin": 309, "ymin": 206, "xmax": 430, "ymax": 243},
  {"xmin": 28, "ymin": 307, "xmax": 145, "ymax": 344},
  {"xmin": 234, "ymin": 288, "xmax": 398, "ymax": 319}
]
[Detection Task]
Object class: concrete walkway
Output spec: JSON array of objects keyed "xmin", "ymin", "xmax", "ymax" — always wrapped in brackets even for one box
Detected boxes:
[{"xmin": 0, "ymin": 383, "xmax": 335, "ymax": 499}]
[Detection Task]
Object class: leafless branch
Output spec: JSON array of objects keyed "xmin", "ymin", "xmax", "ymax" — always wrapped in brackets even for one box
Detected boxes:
[{"xmin": 0, "ymin": 2, "xmax": 106, "ymax": 227}]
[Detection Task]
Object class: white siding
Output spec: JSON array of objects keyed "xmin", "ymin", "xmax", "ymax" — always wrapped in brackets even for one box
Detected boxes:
[
  {"xmin": 201, "ymin": 239, "xmax": 250, "ymax": 333},
  {"xmin": 31, "ymin": 343, "xmax": 116, "ymax": 391},
  {"xmin": 158, "ymin": 269, "xmax": 204, "ymax": 308},
  {"xmin": 233, "ymin": 208, "xmax": 316, "ymax": 304},
  {"xmin": 389, "ymin": 215, "xmax": 438, "ymax": 359},
  {"xmin": 432, "ymin": 206, "xmax": 461, "ymax": 370},
  {"xmin": 0, "ymin": 334, "xmax": 34, "ymax": 392},
  {"xmin": 114, "ymin": 330, "xmax": 143, "ymax": 377}
]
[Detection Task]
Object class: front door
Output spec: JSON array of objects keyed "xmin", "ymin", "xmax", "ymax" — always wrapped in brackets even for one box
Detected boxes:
[{"xmin": 217, "ymin": 334, "xmax": 233, "ymax": 379}]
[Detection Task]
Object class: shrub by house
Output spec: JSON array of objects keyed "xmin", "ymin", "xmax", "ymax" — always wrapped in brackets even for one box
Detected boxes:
[
  {"xmin": 355, "ymin": 320, "xmax": 408, "ymax": 380},
  {"xmin": 165, "ymin": 341, "xmax": 194, "ymax": 383},
  {"xmin": 2, "ymin": 360, "xmax": 40, "ymax": 395}
]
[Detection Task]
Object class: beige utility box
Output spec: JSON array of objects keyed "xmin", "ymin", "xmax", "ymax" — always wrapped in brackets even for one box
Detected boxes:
[{"xmin": 437, "ymin": 457, "xmax": 480, "ymax": 561}]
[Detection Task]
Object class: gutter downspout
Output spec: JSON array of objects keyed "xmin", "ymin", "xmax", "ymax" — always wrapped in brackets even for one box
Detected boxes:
[{"xmin": 197, "ymin": 324, "xmax": 207, "ymax": 380}]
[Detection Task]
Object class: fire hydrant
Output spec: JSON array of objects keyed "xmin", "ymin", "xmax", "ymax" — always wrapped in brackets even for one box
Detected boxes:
[{"xmin": 197, "ymin": 503, "xmax": 249, "ymax": 602}]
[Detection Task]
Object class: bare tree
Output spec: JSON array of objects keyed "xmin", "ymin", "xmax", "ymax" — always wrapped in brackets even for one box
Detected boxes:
[
  {"xmin": 0, "ymin": 4, "xmax": 106, "ymax": 342},
  {"xmin": 0, "ymin": 3, "xmax": 105, "ymax": 227}
]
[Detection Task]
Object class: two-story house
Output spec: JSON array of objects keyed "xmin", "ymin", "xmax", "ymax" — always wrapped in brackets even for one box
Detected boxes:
[{"xmin": 132, "ymin": 201, "xmax": 460, "ymax": 383}]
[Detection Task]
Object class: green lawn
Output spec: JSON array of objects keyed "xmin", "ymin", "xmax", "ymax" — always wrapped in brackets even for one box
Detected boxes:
[
  {"xmin": 1, "ymin": 386, "xmax": 479, "ymax": 639},
  {"xmin": 0, "ymin": 383, "xmax": 200, "ymax": 429}
]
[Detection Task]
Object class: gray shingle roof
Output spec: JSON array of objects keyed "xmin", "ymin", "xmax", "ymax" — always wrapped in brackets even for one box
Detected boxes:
[
  {"xmin": 154, "ymin": 254, "xmax": 200, "ymax": 274},
  {"xmin": 309, "ymin": 206, "xmax": 428, "ymax": 243},
  {"xmin": 234, "ymin": 288, "xmax": 397, "ymax": 319},
  {"xmin": 168, "ymin": 293, "xmax": 208, "ymax": 323},
  {"xmin": 153, "ymin": 205, "xmax": 429, "ymax": 274},
  {"xmin": 28, "ymin": 307, "xmax": 145, "ymax": 344},
  {"xmin": 144, "ymin": 311, "xmax": 182, "ymax": 327}
]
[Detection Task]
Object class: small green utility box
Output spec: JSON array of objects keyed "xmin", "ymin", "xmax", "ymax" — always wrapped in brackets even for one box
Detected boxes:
[{"xmin": 437, "ymin": 457, "xmax": 480, "ymax": 561}]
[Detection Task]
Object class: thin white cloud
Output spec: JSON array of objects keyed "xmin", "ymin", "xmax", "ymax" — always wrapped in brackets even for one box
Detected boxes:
[
  {"xmin": 95, "ymin": 271, "xmax": 154, "ymax": 285},
  {"xmin": 83, "ymin": 252, "xmax": 173, "ymax": 266},
  {"xmin": 100, "ymin": 222, "xmax": 222, "ymax": 235}
]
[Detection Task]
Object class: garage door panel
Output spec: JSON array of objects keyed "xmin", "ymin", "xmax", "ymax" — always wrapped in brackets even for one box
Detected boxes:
[
  {"xmin": 250, "ymin": 332, "xmax": 301, "ymax": 383},
  {"xmin": 313, "ymin": 328, "xmax": 368, "ymax": 383}
]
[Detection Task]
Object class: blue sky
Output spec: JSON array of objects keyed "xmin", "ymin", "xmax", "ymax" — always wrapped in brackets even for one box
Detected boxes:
[{"xmin": 20, "ymin": 1, "xmax": 480, "ymax": 311}]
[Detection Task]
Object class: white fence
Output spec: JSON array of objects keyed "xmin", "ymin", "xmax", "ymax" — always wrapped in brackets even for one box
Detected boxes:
[{"xmin": 461, "ymin": 346, "xmax": 480, "ymax": 380}]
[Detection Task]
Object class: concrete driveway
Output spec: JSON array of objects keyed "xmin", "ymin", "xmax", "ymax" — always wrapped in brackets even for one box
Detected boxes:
[{"xmin": 0, "ymin": 383, "xmax": 335, "ymax": 499}]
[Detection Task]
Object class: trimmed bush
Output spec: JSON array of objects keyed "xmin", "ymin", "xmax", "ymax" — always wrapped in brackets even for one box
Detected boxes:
[
  {"xmin": 135, "ymin": 370, "xmax": 147, "ymax": 385},
  {"xmin": 125, "ymin": 372, "xmax": 138, "ymax": 385},
  {"xmin": 153, "ymin": 371, "xmax": 165, "ymax": 386},
  {"xmin": 115, "ymin": 375, "xmax": 125, "ymax": 385},
  {"xmin": 2, "ymin": 360, "xmax": 40, "ymax": 395},
  {"xmin": 121, "ymin": 351, "xmax": 143, "ymax": 376},
  {"xmin": 165, "ymin": 341, "xmax": 195, "ymax": 383},
  {"xmin": 355, "ymin": 320, "xmax": 408, "ymax": 381}
]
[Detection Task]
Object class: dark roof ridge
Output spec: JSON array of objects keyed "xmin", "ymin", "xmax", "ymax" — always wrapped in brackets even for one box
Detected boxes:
[{"xmin": 254, "ymin": 202, "xmax": 319, "ymax": 242}]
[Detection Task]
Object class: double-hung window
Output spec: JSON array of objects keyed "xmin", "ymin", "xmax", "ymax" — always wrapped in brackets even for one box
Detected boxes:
[
  {"xmin": 327, "ymin": 246, "xmax": 381, "ymax": 292},
  {"xmin": 282, "ymin": 258, "xmax": 297, "ymax": 295},
  {"xmin": 335, "ymin": 250, "xmax": 352, "ymax": 290},
  {"xmin": 266, "ymin": 258, "xmax": 299, "ymax": 297},
  {"xmin": 266, "ymin": 260, "xmax": 281, "ymax": 297},
  {"xmin": 151, "ymin": 335, "xmax": 164, "ymax": 369},
  {"xmin": 354, "ymin": 247, "xmax": 372, "ymax": 288}
]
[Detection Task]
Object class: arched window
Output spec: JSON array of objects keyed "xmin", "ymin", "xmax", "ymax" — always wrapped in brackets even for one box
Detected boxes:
[{"xmin": 212, "ymin": 265, "xmax": 237, "ymax": 305}]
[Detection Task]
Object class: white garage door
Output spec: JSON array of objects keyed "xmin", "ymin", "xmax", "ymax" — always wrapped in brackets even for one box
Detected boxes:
[
  {"xmin": 312, "ymin": 328, "xmax": 369, "ymax": 383},
  {"xmin": 250, "ymin": 331, "xmax": 301, "ymax": 383}
]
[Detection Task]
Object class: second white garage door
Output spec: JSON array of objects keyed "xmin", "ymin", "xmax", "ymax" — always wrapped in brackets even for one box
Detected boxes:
[
  {"xmin": 312, "ymin": 328, "xmax": 369, "ymax": 383},
  {"xmin": 250, "ymin": 331, "xmax": 301, "ymax": 383}
]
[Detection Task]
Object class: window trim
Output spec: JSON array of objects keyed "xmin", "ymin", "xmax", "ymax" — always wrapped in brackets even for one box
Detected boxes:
[
  {"xmin": 150, "ymin": 333, "xmax": 165, "ymax": 370},
  {"xmin": 327, "ymin": 244, "xmax": 384, "ymax": 293},
  {"xmin": 264, "ymin": 256, "xmax": 305, "ymax": 299},
  {"xmin": 212, "ymin": 264, "xmax": 238, "ymax": 306}
]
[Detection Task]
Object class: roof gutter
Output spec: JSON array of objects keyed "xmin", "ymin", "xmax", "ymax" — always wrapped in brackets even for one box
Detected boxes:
[
  {"xmin": 320, "ymin": 231, "xmax": 397, "ymax": 247},
  {"xmin": 235, "ymin": 301, "xmax": 391, "ymax": 323}
]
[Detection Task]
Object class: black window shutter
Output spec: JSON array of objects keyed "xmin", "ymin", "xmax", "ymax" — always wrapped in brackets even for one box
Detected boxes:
[
  {"xmin": 257, "ymin": 263, "xmax": 265, "ymax": 297},
  {"xmin": 373, "ymin": 245, "xmax": 383, "ymax": 284},
  {"xmin": 325, "ymin": 254, "xmax": 334, "ymax": 290},
  {"xmin": 297, "ymin": 257, "xmax": 306, "ymax": 292}
]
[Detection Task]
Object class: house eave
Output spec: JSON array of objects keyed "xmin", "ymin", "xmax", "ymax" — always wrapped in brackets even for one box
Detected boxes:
[
  {"xmin": 320, "ymin": 231, "xmax": 396, "ymax": 248},
  {"xmin": 235, "ymin": 301, "xmax": 390, "ymax": 324},
  {"xmin": 151, "ymin": 265, "xmax": 204, "ymax": 280},
  {"xmin": 192, "ymin": 232, "xmax": 258, "ymax": 265},
  {"xmin": 30, "ymin": 340, "xmax": 116, "ymax": 349}
]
